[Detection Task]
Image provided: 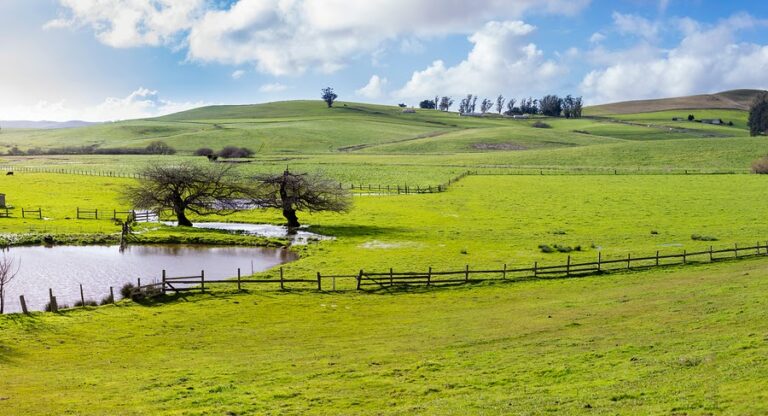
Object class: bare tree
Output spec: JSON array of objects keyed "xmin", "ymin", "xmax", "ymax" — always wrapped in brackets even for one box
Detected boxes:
[
  {"xmin": 0, "ymin": 254, "xmax": 20, "ymax": 314},
  {"xmin": 434, "ymin": 95, "xmax": 440, "ymax": 110},
  {"xmin": 480, "ymin": 98, "xmax": 493, "ymax": 114},
  {"xmin": 248, "ymin": 170, "xmax": 352, "ymax": 228},
  {"xmin": 495, "ymin": 95, "xmax": 506, "ymax": 114},
  {"xmin": 122, "ymin": 163, "xmax": 246, "ymax": 227}
]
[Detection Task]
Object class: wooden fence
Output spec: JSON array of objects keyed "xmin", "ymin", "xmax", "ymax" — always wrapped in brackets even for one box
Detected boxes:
[
  {"xmin": 76, "ymin": 207, "xmax": 99, "ymax": 219},
  {"xmin": 21, "ymin": 208, "xmax": 42, "ymax": 219}
]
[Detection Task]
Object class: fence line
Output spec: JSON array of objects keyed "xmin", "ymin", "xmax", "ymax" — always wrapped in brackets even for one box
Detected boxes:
[{"xmin": 10, "ymin": 239, "xmax": 768, "ymax": 314}]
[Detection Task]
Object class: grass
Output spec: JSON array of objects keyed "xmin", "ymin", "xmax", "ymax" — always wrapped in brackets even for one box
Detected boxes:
[{"xmin": 1, "ymin": 258, "xmax": 767, "ymax": 414}]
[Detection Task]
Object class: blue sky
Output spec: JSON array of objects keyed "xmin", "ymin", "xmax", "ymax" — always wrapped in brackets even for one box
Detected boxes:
[{"xmin": 1, "ymin": 0, "xmax": 767, "ymax": 121}]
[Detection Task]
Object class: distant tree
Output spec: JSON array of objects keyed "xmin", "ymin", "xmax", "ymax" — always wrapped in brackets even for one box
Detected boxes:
[
  {"xmin": 321, "ymin": 87, "xmax": 338, "ymax": 108},
  {"xmin": 247, "ymin": 170, "xmax": 352, "ymax": 228},
  {"xmin": 539, "ymin": 95, "xmax": 563, "ymax": 117},
  {"xmin": 520, "ymin": 97, "xmax": 538, "ymax": 115},
  {"xmin": 123, "ymin": 163, "xmax": 246, "ymax": 227},
  {"xmin": 504, "ymin": 98, "xmax": 517, "ymax": 115},
  {"xmin": 434, "ymin": 95, "xmax": 440, "ymax": 110},
  {"xmin": 458, "ymin": 94, "xmax": 473, "ymax": 114},
  {"xmin": 688, "ymin": 114, "xmax": 695, "ymax": 121},
  {"xmin": 419, "ymin": 99, "xmax": 436, "ymax": 109},
  {"xmin": 0, "ymin": 254, "xmax": 20, "ymax": 314},
  {"xmin": 748, "ymin": 91, "xmax": 768, "ymax": 136},
  {"xmin": 145, "ymin": 141, "xmax": 176, "ymax": 155},
  {"xmin": 439, "ymin": 96, "xmax": 454, "ymax": 111},
  {"xmin": 397, "ymin": 103, "xmax": 407, "ymax": 108},
  {"xmin": 470, "ymin": 96, "xmax": 478, "ymax": 113},
  {"xmin": 218, "ymin": 146, "xmax": 254, "ymax": 158},
  {"xmin": 495, "ymin": 95, "xmax": 506, "ymax": 115},
  {"xmin": 194, "ymin": 147, "xmax": 215, "ymax": 157},
  {"xmin": 571, "ymin": 96, "xmax": 583, "ymax": 118},
  {"xmin": 480, "ymin": 98, "xmax": 493, "ymax": 114}
]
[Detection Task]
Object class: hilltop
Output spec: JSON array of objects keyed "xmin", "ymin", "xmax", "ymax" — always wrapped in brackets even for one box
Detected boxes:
[{"xmin": 585, "ymin": 89, "xmax": 764, "ymax": 115}]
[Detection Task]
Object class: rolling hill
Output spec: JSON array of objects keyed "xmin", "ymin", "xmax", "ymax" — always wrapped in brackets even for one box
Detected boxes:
[{"xmin": 584, "ymin": 89, "xmax": 763, "ymax": 115}]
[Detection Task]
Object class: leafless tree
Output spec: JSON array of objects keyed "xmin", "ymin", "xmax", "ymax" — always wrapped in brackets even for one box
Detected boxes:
[
  {"xmin": 495, "ymin": 95, "xmax": 506, "ymax": 114},
  {"xmin": 480, "ymin": 98, "xmax": 493, "ymax": 114},
  {"xmin": 0, "ymin": 254, "xmax": 20, "ymax": 314},
  {"xmin": 122, "ymin": 162, "xmax": 246, "ymax": 226},
  {"xmin": 439, "ymin": 96, "xmax": 454, "ymax": 112},
  {"xmin": 248, "ymin": 170, "xmax": 352, "ymax": 227}
]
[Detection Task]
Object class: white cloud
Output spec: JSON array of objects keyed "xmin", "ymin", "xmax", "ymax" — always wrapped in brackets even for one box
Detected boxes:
[
  {"xmin": 393, "ymin": 21, "xmax": 566, "ymax": 100},
  {"xmin": 612, "ymin": 12, "xmax": 660, "ymax": 41},
  {"xmin": 259, "ymin": 83, "xmax": 289, "ymax": 93},
  {"xmin": 356, "ymin": 75, "xmax": 388, "ymax": 99},
  {"xmin": 0, "ymin": 87, "xmax": 205, "ymax": 122},
  {"xmin": 581, "ymin": 14, "xmax": 768, "ymax": 104},
  {"xmin": 231, "ymin": 70, "xmax": 246, "ymax": 80},
  {"xmin": 46, "ymin": 0, "xmax": 204, "ymax": 48},
  {"xmin": 589, "ymin": 32, "xmax": 606, "ymax": 44},
  {"xmin": 50, "ymin": 0, "xmax": 591, "ymax": 76}
]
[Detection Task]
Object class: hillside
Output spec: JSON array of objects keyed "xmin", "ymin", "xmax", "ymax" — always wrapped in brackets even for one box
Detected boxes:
[{"xmin": 585, "ymin": 89, "xmax": 764, "ymax": 115}]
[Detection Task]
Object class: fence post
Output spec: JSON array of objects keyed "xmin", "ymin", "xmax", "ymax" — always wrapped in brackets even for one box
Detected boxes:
[
  {"xmin": 427, "ymin": 267, "xmax": 432, "ymax": 286},
  {"xmin": 356, "ymin": 269, "xmax": 363, "ymax": 290},
  {"xmin": 389, "ymin": 268, "xmax": 393, "ymax": 286},
  {"xmin": 597, "ymin": 252, "xmax": 602, "ymax": 272},
  {"xmin": 656, "ymin": 251, "xmax": 660, "ymax": 266},
  {"xmin": 50, "ymin": 296, "xmax": 58, "ymax": 313},
  {"xmin": 734, "ymin": 243, "xmax": 739, "ymax": 257},
  {"xmin": 710, "ymin": 246, "xmax": 714, "ymax": 261},
  {"xmin": 237, "ymin": 268, "xmax": 241, "ymax": 291},
  {"xmin": 317, "ymin": 272, "xmax": 322, "ymax": 291},
  {"xmin": 138, "ymin": 278, "xmax": 141, "ymax": 289},
  {"xmin": 465, "ymin": 265, "xmax": 469, "ymax": 282},
  {"xmin": 683, "ymin": 250, "xmax": 687, "ymax": 264},
  {"xmin": 162, "ymin": 270, "xmax": 166, "ymax": 295},
  {"xmin": 566, "ymin": 255, "xmax": 571, "ymax": 276},
  {"xmin": 502, "ymin": 263, "xmax": 507, "ymax": 279},
  {"xmin": 627, "ymin": 253, "xmax": 631, "ymax": 270},
  {"xmin": 280, "ymin": 267, "xmax": 284, "ymax": 290},
  {"xmin": 95, "ymin": 208, "xmax": 98, "ymax": 220},
  {"xmin": 201, "ymin": 270, "xmax": 205, "ymax": 293},
  {"xmin": 48, "ymin": 289, "xmax": 56, "ymax": 313},
  {"xmin": 533, "ymin": 262, "xmax": 538, "ymax": 277},
  {"xmin": 110, "ymin": 286, "xmax": 115, "ymax": 304},
  {"xmin": 79, "ymin": 284, "xmax": 85, "ymax": 307},
  {"xmin": 19, "ymin": 295, "xmax": 28, "ymax": 314}
]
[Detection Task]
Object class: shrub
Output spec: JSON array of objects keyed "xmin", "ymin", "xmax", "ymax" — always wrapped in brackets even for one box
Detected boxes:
[
  {"xmin": 145, "ymin": 141, "xmax": 176, "ymax": 155},
  {"xmin": 194, "ymin": 147, "xmax": 215, "ymax": 157},
  {"xmin": 751, "ymin": 156, "xmax": 768, "ymax": 174},
  {"xmin": 218, "ymin": 146, "xmax": 254, "ymax": 158},
  {"xmin": 539, "ymin": 244, "xmax": 555, "ymax": 253},
  {"xmin": 691, "ymin": 234, "xmax": 718, "ymax": 241},
  {"xmin": 74, "ymin": 300, "xmax": 98, "ymax": 307},
  {"xmin": 120, "ymin": 283, "xmax": 136, "ymax": 299},
  {"xmin": 531, "ymin": 121, "xmax": 551, "ymax": 129},
  {"xmin": 99, "ymin": 294, "xmax": 114, "ymax": 305}
]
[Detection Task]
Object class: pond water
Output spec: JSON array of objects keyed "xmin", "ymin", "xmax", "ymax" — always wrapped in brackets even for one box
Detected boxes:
[{"xmin": 0, "ymin": 245, "xmax": 297, "ymax": 313}]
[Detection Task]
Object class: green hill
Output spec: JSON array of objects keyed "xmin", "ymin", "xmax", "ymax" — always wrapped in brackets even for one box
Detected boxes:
[{"xmin": 585, "ymin": 89, "xmax": 763, "ymax": 115}]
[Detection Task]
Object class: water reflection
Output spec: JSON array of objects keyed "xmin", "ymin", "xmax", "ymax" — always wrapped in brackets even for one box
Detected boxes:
[{"xmin": 1, "ymin": 245, "xmax": 297, "ymax": 313}]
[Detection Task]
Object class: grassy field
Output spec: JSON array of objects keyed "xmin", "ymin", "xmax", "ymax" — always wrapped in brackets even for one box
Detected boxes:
[
  {"xmin": 1, "ymin": 96, "xmax": 767, "ymax": 414},
  {"xmin": 2, "ymin": 258, "xmax": 767, "ymax": 414}
]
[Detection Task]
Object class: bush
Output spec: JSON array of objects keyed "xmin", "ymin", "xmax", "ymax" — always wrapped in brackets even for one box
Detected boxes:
[
  {"xmin": 539, "ymin": 244, "xmax": 555, "ymax": 253},
  {"xmin": 74, "ymin": 299, "xmax": 98, "ymax": 307},
  {"xmin": 531, "ymin": 121, "xmax": 551, "ymax": 129},
  {"xmin": 194, "ymin": 147, "xmax": 215, "ymax": 157},
  {"xmin": 691, "ymin": 234, "xmax": 718, "ymax": 241},
  {"xmin": 99, "ymin": 294, "xmax": 114, "ymax": 305},
  {"xmin": 145, "ymin": 141, "xmax": 176, "ymax": 155},
  {"xmin": 751, "ymin": 156, "xmax": 768, "ymax": 174},
  {"xmin": 120, "ymin": 283, "xmax": 136, "ymax": 299},
  {"xmin": 218, "ymin": 146, "xmax": 254, "ymax": 158}
]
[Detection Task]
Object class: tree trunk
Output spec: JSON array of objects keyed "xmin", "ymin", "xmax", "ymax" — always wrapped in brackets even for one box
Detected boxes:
[
  {"xmin": 175, "ymin": 206, "xmax": 192, "ymax": 227},
  {"xmin": 283, "ymin": 209, "xmax": 300, "ymax": 228}
]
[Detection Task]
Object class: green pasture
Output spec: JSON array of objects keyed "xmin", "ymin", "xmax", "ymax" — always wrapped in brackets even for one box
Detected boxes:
[{"xmin": 2, "ymin": 257, "xmax": 767, "ymax": 414}]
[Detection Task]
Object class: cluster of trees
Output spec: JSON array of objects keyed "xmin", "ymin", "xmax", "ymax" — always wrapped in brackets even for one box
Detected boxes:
[
  {"xmin": 5, "ymin": 141, "xmax": 176, "ymax": 156},
  {"xmin": 419, "ymin": 93, "xmax": 583, "ymax": 118},
  {"xmin": 194, "ymin": 146, "xmax": 254, "ymax": 160},
  {"xmin": 749, "ymin": 91, "xmax": 768, "ymax": 137},
  {"xmin": 123, "ymin": 163, "xmax": 351, "ymax": 228}
]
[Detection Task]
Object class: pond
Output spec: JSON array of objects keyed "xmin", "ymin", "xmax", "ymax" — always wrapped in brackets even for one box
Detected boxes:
[{"xmin": 0, "ymin": 245, "xmax": 297, "ymax": 313}]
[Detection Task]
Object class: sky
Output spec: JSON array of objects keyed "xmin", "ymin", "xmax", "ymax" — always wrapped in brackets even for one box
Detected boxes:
[{"xmin": 1, "ymin": 0, "xmax": 767, "ymax": 122}]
